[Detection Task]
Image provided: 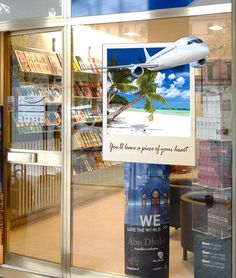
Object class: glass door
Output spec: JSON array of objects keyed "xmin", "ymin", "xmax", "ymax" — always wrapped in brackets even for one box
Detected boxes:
[
  {"xmin": 70, "ymin": 12, "xmax": 232, "ymax": 278},
  {"xmin": 4, "ymin": 30, "xmax": 62, "ymax": 275}
]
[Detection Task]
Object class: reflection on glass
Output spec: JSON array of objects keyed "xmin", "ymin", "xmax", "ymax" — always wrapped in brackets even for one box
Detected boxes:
[
  {"xmin": 71, "ymin": 13, "xmax": 231, "ymax": 278},
  {"xmin": 71, "ymin": 0, "xmax": 230, "ymax": 17},
  {"xmin": 7, "ymin": 31, "xmax": 62, "ymax": 264},
  {"xmin": 8, "ymin": 164, "xmax": 61, "ymax": 262},
  {"xmin": 191, "ymin": 13, "xmax": 232, "ymax": 278},
  {"xmin": 0, "ymin": 0, "xmax": 62, "ymax": 20},
  {"xmin": 10, "ymin": 32, "xmax": 62, "ymax": 151}
]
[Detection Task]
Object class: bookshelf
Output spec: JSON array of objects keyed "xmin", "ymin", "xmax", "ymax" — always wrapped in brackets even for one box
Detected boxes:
[
  {"xmin": 72, "ymin": 55, "xmax": 113, "ymax": 179},
  {"xmin": 11, "ymin": 46, "xmax": 62, "ymax": 151},
  {"xmin": 8, "ymin": 43, "xmax": 63, "ymax": 227}
]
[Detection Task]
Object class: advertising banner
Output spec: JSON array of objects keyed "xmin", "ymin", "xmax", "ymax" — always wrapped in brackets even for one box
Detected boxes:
[
  {"xmin": 102, "ymin": 41, "xmax": 196, "ymax": 165},
  {"xmin": 124, "ymin": 163, "xmax": 170, "ymax": 278}
]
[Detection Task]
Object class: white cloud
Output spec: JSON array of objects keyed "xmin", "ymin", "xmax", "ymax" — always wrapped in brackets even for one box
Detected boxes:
[
  {"xmin": 156, "ymin": 84, "xmax": 190, "ymax": 99},
  {"xmin": 175, "ymin": 71, "xmax": 189, "ymax": 79},
  {"xmin": 155, "ymin": 72, "xmax": 166, "ymax": 86},
  {"xmin": 156, "ymin": 86, "xmax": 180, "ymax": 98},
  {"xmin": 168, "ymin": 73, "xmax": 176, "ymax": 80},
  {"xmin": 181, "ymin": 90, "xmax": 190, "ymax": 99},
  {"xmin": 166, "ymin": 87, "xmax": 181, "ymax": 98},
  {"xmin": 174, "ymin": 76, "xmax": 185, "ymax": 87},
  {"xmin": 156, "ymin": 87, "xmax": 166, "ymax": 95}
]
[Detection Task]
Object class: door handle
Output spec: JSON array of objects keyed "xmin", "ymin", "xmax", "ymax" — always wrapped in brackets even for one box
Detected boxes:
[
  {"xmin": 7, "ymin": 151, "xmax": 61, "ymax": 166},
  {"xmin": 7, "ymin": 152, "xmax": 38, "ymax": 163}
]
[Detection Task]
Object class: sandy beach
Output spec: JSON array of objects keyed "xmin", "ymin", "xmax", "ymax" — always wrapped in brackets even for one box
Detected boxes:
[{"xmin": 107, "ymin": 109, "xmax": 191, "ymax": 137}]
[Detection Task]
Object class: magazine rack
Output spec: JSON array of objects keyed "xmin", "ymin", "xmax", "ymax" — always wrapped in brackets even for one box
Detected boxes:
[
  {"xmin": 72, "ymin": 56, "xmax": 114, "ymax": 183},
  {"xmin": 12, "ymin": 46, "xmax": 62, "ymax": 151}
]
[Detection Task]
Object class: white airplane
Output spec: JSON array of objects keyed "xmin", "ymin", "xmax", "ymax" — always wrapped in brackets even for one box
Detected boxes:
[{"xmin": 104, "ymin": 36, "xmax": 209, "ymax": 78}]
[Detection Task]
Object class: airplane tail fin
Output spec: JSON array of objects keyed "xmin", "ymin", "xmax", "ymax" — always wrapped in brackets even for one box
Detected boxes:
[{"xmin": 144, "ymin": 48, "xmax": 151, "ymax": 61}]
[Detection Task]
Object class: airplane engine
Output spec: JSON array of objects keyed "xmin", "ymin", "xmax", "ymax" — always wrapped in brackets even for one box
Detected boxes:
[
  {"xmin": 131, "ymin": 66, "xmax": 144, "ymax": 78},
  {"xmin": 190, "ymin": 58, "xmax": 206, "ymax": 68}
]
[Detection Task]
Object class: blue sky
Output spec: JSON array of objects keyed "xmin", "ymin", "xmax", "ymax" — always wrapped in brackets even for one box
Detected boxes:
[{"xmin": 107, "ymin": 47, "xmax": 190, "ymax": 110}]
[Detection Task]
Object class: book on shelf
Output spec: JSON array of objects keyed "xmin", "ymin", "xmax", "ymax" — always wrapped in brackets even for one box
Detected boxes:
[
  {"xmin": 73, "ymin": 151, "xmax": 112, "ymax": 174},
  {"xmin": 73, "ymin": 56, "xmax": 82, "ymax": 72},
  {"xmin": 72, "ymin": 105, "xmax": 102, "ymax": 124},
  {"xmin": 87, "ymin": 57, "xmax": 101, "ymax": 73},
  {"xmin": 19, "ymin": 83, "xmax": 62, "ymax": 103},
  {"xmin": 74, "ymin": 80, "xmax": 103, "ymax": 98},
  {"xmin": 56, "ymin": 53, "xmax": 62, "ymax": 66},
  {"xmin": 73, "ymin": 55, "xmax": 102, "ymax": 73},
  {"xmin": 45, "ymin": 112, "xmax": 61, "ymax": 126},
  {"xmin": 75, "ymin": 56, "xmax": 87, "ymax": 71},
  {"xmin": 14, "ymin": 49, "xmax": 62, "ymax": 76},
  {"xmin": 14, "ymin": 50, "xmax": 31, "ymax": 72},
  {"xmin": 47, "ymin": 54, "xmax": 62, "ymax": 75},
  {"xmin": 92, "ymin": 81, "xmax": 103, "ymax": 97},
  {"xmin": 72, "ymin": 127, "xmax": 102, "ymax": 149},
  {"xmin": 24, "ymin": 51, "xmax": 38, "ymax": 73},
  {"xmin": 35, "ymin": 52, "xmax": 52, "ymax": 74},
  {"xmin": 30, "ymin": 52, "xmax": 45, "ymax": 73}
]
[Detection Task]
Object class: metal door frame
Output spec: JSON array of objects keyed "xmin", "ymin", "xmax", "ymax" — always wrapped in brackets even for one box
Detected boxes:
[{"xmin": 2, "ymin": 27, "xmax": 65, "ymax": 278}]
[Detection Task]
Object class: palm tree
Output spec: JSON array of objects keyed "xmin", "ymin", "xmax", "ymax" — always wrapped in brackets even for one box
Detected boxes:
[
  {"xmin": 107, "ymin": 62, "xmax": 137, "ymax": 104},
  {"xmin": 107, "ymin": 69, "xmax": 169, "ymax": 124}
]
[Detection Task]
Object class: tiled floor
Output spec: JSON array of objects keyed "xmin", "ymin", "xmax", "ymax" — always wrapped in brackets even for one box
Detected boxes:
[
  {"xmin": 6, "ymin": 184, "xmax": 194, "ymax": 277},
  {"xmin": 2, "ymin": 164, "xmax": 197, "ymax": 277}
]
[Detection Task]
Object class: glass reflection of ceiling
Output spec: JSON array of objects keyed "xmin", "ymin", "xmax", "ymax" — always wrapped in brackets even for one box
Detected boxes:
[
  {"xmin": 0, "ymin": 0, "xmax": 61, "ymax": 20},
  {"xmin": 72, "ymin": 0, "xmax": 230, "ymax": 17},
  {"xmin": 189, "ymin": 0, "xmax": 230, "ymax": 6},
  {"xmin": 0, "ymin": 3, "xmax": 10, "ymax": 14},
  {"xmin": 72, "ymin": 0, "xmax": 195, "ymax": 17}
]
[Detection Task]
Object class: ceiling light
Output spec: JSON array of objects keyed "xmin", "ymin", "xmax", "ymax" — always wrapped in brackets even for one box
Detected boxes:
[
  {"xmin": 123, "ymin": 32, "xmax": 141, "ymax": 37},
  {"xmin": 209, "ymin": 25, "xmax": 223, "ymax": 31}
]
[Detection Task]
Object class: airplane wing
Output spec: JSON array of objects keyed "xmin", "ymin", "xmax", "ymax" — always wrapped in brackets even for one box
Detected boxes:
[{"xmin": 86, "ymin": 62, "xmax": 159, "ymax": 71}]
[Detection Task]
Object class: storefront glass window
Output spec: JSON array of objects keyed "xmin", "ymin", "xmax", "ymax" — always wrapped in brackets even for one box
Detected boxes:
[
  {"xmin": 71, "ymin": 0, "xmax": 230, "ymax": 17},
  {"xmin": 71, "ymin": 12, "xmax": 231, "ymax": 278},
  {"xmin": 0, "ymin": 0, "xmax": 62, "ymax": 20}
]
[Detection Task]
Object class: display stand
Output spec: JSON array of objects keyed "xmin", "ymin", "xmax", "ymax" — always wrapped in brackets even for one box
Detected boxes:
[
  {"xmin": 12, "ymin": 46, "xmax": 62, "ymax": 151},
  {"xmin": 194, "ymin": 88, "xmax": 232, "ymax": 277}
]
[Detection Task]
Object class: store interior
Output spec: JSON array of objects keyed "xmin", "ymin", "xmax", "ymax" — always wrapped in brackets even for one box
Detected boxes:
[{"xmin": 1, "ymin": 11, "xmax": 232, "ymax": 278}]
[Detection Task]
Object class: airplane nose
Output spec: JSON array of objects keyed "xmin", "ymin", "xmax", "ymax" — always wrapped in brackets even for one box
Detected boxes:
[{"xmin": 202, "ymin": 43, "xmax": 209, "ymax": 56}]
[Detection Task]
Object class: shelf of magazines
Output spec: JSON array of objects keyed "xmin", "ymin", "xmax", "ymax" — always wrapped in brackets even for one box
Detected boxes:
[
  {"xmin": 11, "ymin": 46, "xmax": 63, "ymax": 151},
  {"xmin": 72, "ymin": 54, "xmax": 115, "ymax": 175}
]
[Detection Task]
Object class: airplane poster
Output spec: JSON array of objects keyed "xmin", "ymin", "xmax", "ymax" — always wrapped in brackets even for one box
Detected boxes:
[{"xmin": 102, "ymin": 40, "xmax": 198, "ymax": 165}]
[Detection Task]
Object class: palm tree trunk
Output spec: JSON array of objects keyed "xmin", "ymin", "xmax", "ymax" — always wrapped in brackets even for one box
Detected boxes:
[
  {"xmin": 107, "ymin": 89, "xmax": 116, "ymax": 104},
  {"xmin": 107, "ymin": 94, "xmax": 145, "ymax": 124}
]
